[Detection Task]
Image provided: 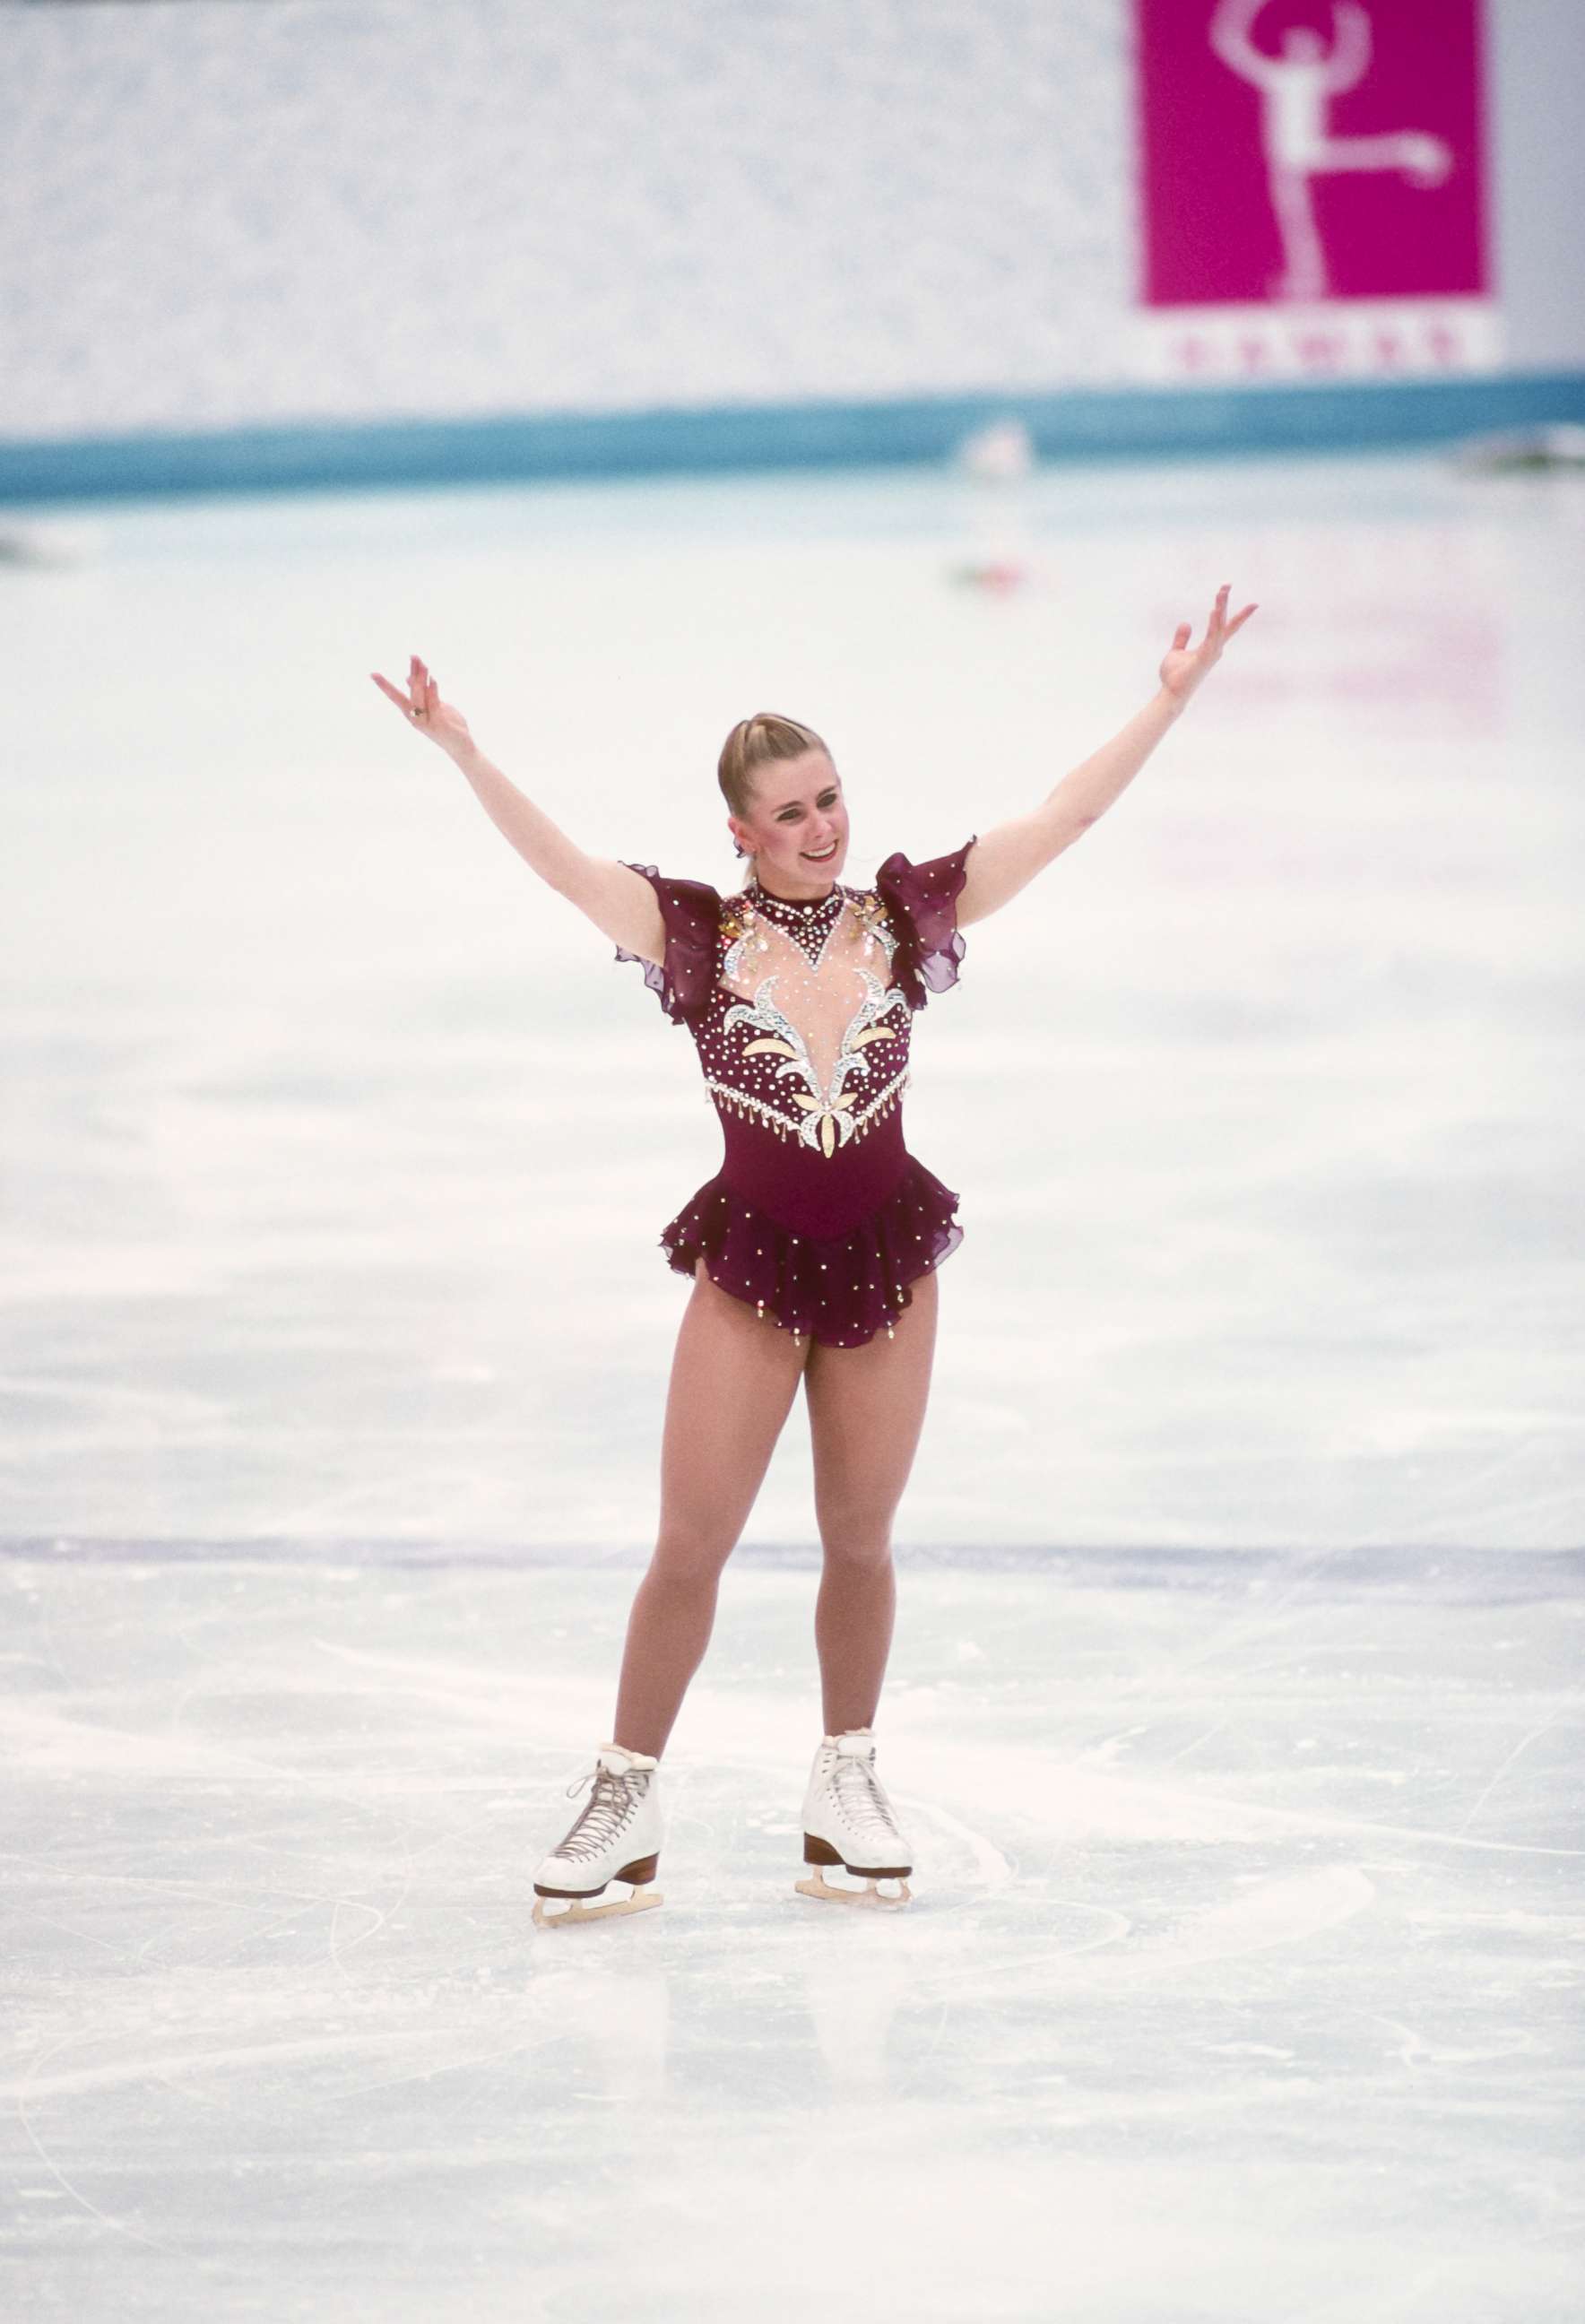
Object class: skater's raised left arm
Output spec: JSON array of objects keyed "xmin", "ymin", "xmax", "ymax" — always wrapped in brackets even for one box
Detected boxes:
[
  {"xmin": 1326, "ymin": 3, "xmax": 1373, "ymax": 93},
  {"xmin": 955, "ymin": 584, "xmax": 1256, "ymax": 929}
]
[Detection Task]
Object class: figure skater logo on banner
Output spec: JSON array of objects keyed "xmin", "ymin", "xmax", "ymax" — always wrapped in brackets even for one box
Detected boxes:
[
  {"xmin": 1213, "ymin": 0, "xmax": 1452, "ymax": 302},
  {"xmin": 1133, "ymin": 0, "xmax": 1497, "ymax": 380}
]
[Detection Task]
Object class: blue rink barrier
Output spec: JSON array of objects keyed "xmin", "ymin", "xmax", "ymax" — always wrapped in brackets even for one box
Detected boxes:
[{"xmin": 2, "ymin": 369, "xmax": 1583, "ymax": 504}]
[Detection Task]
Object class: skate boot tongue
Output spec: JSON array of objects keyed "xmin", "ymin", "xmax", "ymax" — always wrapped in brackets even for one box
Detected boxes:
[
  {"xmin": 596, "ymin": 1742, "xmax": 658, "ymax": 1775},
  {"xmin": 830, "ymin": 1731, "xmax": 875, "ymax": 1759}
]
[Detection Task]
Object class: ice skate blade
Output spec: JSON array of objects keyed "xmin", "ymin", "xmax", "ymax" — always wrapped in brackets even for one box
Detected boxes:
[
  {"xmin": 533, "ymin": 1884, "xmax": 663, "ymax": 1929},
  {"xmin": 795, "ymin": 1869, "xmax": 912, "ymax": 1909}
]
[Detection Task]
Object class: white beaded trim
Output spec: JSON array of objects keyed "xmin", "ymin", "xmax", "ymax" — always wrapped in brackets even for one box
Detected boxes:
[{"xmin": 703, "ymin": 1062, "xmax": 911, "ymax": 1145}]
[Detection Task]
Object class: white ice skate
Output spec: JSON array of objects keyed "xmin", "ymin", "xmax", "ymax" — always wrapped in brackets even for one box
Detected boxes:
[
  {"xmin": 532, "ymin": 1742, "xmax": 665, "ymax": 1929},
  {"xmin": 795, "ymin": 1729, "xmax": 914, "ymax": 1909}
]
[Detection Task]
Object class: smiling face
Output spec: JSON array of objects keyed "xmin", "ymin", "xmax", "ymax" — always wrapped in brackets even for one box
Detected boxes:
[{"xmin": 730, "ymin": 749, "xmax": 849, "ymax": 897}]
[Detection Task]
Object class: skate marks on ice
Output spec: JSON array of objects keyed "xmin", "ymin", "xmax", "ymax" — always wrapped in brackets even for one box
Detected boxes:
[
  {"xmin": 283, "ymin": 1617, "xmax": 1392, "ymax": 1973},
  {"xmin": 303, "ymin": 1631, "xmax": 1482, "ymax": 1955},
  {"xmin": 881, "ymin": 1775, "xmax": 1378, "ymax": 1993},
  {"xmin": 7, "ymin": 1574, "xmax": 1582, "ymax": 2321},
  {"xmin": 679, "ymin": 1722, "xmax": 1385, "ymax": 2009}
]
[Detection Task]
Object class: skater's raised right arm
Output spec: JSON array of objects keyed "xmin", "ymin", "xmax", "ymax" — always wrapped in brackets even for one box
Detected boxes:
[
  {"xmin": 1209, "ymin": 0, "xmax": 1275, "ymax": 85},
  {"xmin": 371, "ymin": 653, "xmax": 666, "ymax": 965}
]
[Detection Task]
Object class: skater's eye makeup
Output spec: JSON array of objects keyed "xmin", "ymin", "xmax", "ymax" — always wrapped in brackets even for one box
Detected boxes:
[{"xmin": 776, "ymin": 787, "xmax": 839, "ymax": 822}]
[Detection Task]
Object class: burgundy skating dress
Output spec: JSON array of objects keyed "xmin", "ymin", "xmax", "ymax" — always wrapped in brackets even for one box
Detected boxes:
[{"xmin": 613, "ymin": 837, "xmax": 978, "ymax": 1349}]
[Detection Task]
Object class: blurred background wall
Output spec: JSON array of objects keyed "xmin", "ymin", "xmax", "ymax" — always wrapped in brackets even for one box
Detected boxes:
[{"xmin": 4, "ymin": 0, "xmax": 1582, "ymax": 492}]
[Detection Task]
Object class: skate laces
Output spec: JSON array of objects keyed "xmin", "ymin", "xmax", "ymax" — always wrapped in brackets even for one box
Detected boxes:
[
  {"xmin": 830, "ymin": 1748, "xmax": 899, "ymax": 1842},
  {"xmin": 554, "ymin": 1762, "xmax": 645, "ymax": 1864}
]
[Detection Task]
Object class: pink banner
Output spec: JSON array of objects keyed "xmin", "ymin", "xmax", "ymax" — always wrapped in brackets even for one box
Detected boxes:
[{"xmin": 1134, "ymin": 0, "xmax": 1490, "ymax": 334}]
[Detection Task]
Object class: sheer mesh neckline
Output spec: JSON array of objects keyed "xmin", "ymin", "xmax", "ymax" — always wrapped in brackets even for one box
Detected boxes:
[{"xmin": 741, "ymin": 872, "xmax": 850, "ymax": 971}]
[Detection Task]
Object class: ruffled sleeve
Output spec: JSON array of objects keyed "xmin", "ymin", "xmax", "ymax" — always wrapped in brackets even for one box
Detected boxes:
[
  {"xmin": 874, "ymin": 836, "xmax": 978, "ymax": 1011},
  {"xmin": 612, "ymin": 863, "xmax": 723, "ymax": 1028}
]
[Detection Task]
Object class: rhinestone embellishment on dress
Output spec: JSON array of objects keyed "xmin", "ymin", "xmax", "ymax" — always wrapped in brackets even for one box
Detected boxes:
[
  {"xmin": 715, "ymin": 882, "xmax": 909, "ymax": 1158},
  {"xmin": 743, "ymin": 878, "xmax": 844, "ymax": 967}
]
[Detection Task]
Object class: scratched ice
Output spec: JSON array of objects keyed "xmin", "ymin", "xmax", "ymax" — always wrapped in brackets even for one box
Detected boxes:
[
  {"xmin": 3, "ymin": 451, "xmax": 1583, "ymax": 2320},
  {"xmin": 4, "ymin": 1542, "xmax": 1581, "ymax": 2320}
]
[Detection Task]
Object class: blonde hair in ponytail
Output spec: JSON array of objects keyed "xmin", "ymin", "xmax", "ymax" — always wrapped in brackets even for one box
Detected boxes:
[{"xmin": 717, "ymin": 713, "xmax": 830, "ymax": 834}]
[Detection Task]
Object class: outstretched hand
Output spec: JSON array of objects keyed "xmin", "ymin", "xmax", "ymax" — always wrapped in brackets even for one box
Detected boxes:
[
  {"xmin": 370, "ymin": 654, "xmax": 474, "ymax": 756},
  {"xmin": 1160, "ymin": 585, "xmax": 1257, "ymax": 706}
]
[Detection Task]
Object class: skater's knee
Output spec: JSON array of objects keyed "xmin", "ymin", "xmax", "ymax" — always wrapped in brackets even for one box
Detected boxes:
[
  {"xmin": 648, "ymin": 1525, "xmax": 739, "ymax": 1587},
  {"xmin": 816, "ymin": 1519, "xmax": 895, "ymax": 1571}
]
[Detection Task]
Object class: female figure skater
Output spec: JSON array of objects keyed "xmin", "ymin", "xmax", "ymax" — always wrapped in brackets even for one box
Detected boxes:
[{"xmin": 371, "ymin": 583, "xmax": 1254, "ymax": 1921}]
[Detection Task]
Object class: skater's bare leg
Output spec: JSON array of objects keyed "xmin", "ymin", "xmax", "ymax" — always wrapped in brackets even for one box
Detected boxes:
[
  {"xmin": 611, "ymin": 1259, "xmax": 810, "ymax": 1758},
  {"xmin": 805, "ymin": 1269, "xmax": 940, "ymax": 1734},
  {"xmin": 1271, "ymin": 163, "xmax": 1326, "ymax": 301}
]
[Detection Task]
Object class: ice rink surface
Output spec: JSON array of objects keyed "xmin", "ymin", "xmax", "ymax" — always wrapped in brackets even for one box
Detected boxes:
[
  {"xmin": 4, "ymin": 1539, "xmax": 1581, "ymax": 2320},
  {"xmin": 4, "ymin": 449, "xmax": 1582, "ymax": 2318}
]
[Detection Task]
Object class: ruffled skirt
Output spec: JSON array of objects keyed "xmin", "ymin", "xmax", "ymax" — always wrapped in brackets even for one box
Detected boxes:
[{"xmin": 657, "ymin": 1153, "xmax": 963, "ymax": 1348}]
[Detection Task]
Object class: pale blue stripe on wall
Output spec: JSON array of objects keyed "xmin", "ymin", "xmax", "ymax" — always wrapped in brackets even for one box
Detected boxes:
[{"xmin": 3, "ymin": 372, "xmax": 1582, "ymax": 506}]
